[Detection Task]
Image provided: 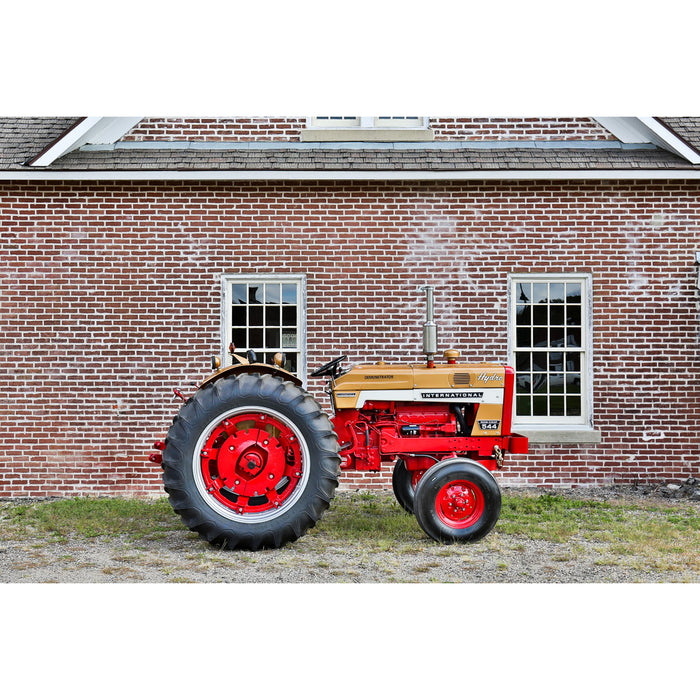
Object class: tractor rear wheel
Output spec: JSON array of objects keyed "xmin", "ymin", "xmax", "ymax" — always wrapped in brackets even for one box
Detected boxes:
[
  {"xmin": 413, "ymin": 458, "xmax": 501, "ymax": 544},
  {"xmin": 161, "ymin": 373, "xmax": 340, "ymax": 550}
]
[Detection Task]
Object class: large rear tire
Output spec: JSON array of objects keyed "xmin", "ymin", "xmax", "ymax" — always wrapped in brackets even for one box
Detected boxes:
[
  {"xmin": 161, "ymin": 373, "xmax": 340, "ymax": 550},
  {"xmin": 413, "ymin": 458, "xmax": 501, "ymax": 544}
]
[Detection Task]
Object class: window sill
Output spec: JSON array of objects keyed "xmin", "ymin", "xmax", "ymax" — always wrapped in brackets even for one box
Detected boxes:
[
  {"xmin": 300, "ymin": 128, "xmax": 435, "ymax": 143},
  {"xmin": 514, "ymin": 427, "xmax": 602, "ymax": 445}
]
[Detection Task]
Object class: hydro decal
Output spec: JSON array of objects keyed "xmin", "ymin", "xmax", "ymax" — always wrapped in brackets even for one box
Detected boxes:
[
  {"xmin": 421, "ymin": 391, "xmax": 484, "ymax": 400},
  {"xmin": 478, "ymin": 420, "xmax": 501, "ymax": 431}
]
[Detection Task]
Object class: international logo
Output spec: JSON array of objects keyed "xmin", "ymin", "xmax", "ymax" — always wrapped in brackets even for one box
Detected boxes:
[{"xmin": 421, "ymin": 391, "xmax": 484, "ymax": 400}]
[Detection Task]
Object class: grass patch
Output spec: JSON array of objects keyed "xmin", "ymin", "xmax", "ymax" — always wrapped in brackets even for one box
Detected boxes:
[
  {"xmin": 0, "ymin": 497, "xmax": 180, "ymax": 541},
  {"xmin": 0, "ymin": 491, "xmax": 698, "ymax": 577},
  {"xmin": 311, "ymin": 492, "xmax": 423, "ymax": 544}
]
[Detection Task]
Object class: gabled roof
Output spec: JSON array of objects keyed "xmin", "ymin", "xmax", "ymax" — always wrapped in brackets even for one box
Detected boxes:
[
  {"xmin": 3, "ymin": 117, "xmax": 700, "ymax": 180},
  {"xmin": 0, "ymin": 117, "xmax": 80, "ymax": 169}
]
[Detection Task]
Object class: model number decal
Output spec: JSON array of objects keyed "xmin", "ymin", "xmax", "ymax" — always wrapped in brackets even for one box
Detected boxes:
[
  {"xmin": 421, "ymin": 391, "xmax": 484, "ymax": 399},
  {"xmin": 478, "ymin": 420, "xmax": 501, "ymax": 431}
]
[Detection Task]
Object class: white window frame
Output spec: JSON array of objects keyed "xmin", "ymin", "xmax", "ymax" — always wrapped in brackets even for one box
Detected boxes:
[
  {"xmin": 309, "ymin": 117, "xmax": 428, "ymax": 129},
  {"xmin": 221, "ymin": 273, "xmax": 307, "ymax": 385},
  {"xmin": 302, "ymin": 117, "xmax": 433, "ymax": 142},
  {"xmin": 508, "ymin": 273, "xmax": 595, "ymax": 435}
]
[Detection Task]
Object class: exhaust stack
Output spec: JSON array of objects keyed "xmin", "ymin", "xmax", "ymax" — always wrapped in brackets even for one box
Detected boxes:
[{"xmin": 421, "ymin": 285, "xmax": 438, "ymax": 368}]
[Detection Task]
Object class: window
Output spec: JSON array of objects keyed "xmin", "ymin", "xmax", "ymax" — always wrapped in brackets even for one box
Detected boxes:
[
  {"xmin": 222, "ymin": 274, "xmax": 306, "ymax": 380},
  {"xmin": 508, "ymin": 274, "xmax": 593, "ymax": 429},
  {"xmin": 302, "ymin": 117, "xmax": 433, "ymax": 142},
  {"xmin": 310, "ymin": 117, "xmax": 425, "ymax": 129}
]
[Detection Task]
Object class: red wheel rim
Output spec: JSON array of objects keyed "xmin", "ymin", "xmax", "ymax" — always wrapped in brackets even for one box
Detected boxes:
[
  {"xmin": 198, "ymin": 411, "xmax": 304, "ymax": 518},
  {"xmin": 435, "ymin": 480, "xmax": 485, "ymax": 529}
]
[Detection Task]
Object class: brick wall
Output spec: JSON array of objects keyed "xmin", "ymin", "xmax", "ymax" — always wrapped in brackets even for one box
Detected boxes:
[
  {"xmin": 122, "ymin": 117, "xmax": 614, "ymax": 142},
  {"xmin": 123, "ymin": 118, "xmax": 307, "ymax": 142},
  {"xmin": 1, "ymin": 179, "xmax": 698, "ymax": 497},
  {"xmin": 431, "ymin": 117, "xmax": 615, "ymax": 141}
]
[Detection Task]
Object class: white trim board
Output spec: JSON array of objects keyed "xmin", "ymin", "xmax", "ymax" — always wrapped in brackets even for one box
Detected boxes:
[
  {"xmin": 5, "ymin": 169, "xmax": 700, "ymax": 181},
  {"xmin": 29, "ymin": 117, "xmax": 143, "ymax": 167}
]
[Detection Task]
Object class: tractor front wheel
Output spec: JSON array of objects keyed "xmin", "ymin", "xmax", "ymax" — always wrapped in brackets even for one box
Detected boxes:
[
  {"xmin": 413, "ymin": 459, "xmax": 501, "ymax": 544},
  {"xmin": 161, "ymin": 373, "xmax": 340, "ymax": 550},
  {"xmin": 391, "ymin": 459, "xmax": 426, "ymax": 514}
]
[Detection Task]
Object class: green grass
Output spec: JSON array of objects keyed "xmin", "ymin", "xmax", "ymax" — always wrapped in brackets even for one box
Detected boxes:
[
  {"xmin": 1, "ymin": 491, "xmax": 698, "ymax": 575},
  {"xmin": 0, "ymin": 497, "xmax": 179, "ymax": 541}
]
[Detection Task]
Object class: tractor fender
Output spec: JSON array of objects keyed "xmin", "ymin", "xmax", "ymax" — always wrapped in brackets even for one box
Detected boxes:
[{"xmin": 198, "ymin": 362, "xmax": 303, "ymax": 389}]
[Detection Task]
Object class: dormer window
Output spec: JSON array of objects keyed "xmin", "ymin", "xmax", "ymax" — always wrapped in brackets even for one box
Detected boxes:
[{"xmin": 302, "ymin": 116, "xmax": 433, "ymax": 142}]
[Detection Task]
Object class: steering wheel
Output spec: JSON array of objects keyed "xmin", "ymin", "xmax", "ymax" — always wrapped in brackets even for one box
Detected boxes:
[{"xmin": 310, "ymin": 355, "xmax": 347, "ymax": 379}]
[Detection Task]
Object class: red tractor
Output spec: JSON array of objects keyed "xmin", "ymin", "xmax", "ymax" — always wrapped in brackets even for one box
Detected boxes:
[{"xmin": 150, "ymin": 287, "xmax": 528, "ymax": 549}]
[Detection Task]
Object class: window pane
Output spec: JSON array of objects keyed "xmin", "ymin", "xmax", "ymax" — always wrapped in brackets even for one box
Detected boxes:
[
  {"xmin": 282, "ymin": 306, "xmax": 297, "ymax": 326},
  {"xmin": 566, "ymin": 283, "xmax": 581, "ymax": 303},
  {"xmin": 231, "ymin": 284, "xmax": 247, "ymax": 304},
  {"xmin": 533, "ymin": 395, "xmax": 548, "ymax": 416},
  {"xmin": 532, "ymin": 352, "xmax": 547, "ymax": 372},
  {"xmin": 248, "ymin": 285, "xmax": 263, "ymax": 304},
  {"xmin": 266, "ymin": 328, "xmax": 280, "ymax": 347},
  {"xmin": 533, "ymin": 283, "xmax": 548, "ymax": 303},
  {"xmin": 549, "ymin": 395, "xmax": 566, "ymax": 416},
  {"xmin": 548, "ymin": 352, "xmax": 563, "ymax": 371},
  {"xmin": 566, "ymin": 373, "xmax": 581, "ymax": 393},
  {"xmin": 516, "ymin": 328, "xmax": 531, "ymax": 347},
  {"xmin": 550, "ymin": 327, "xmax": 565, "ymax": 347},
  {"xmin": 533, "ymin": 305, "xmax": 548, "ymax": 326},
  {"xmin": 566, "ymin": 305, "xmax": 581, "ymax": 326},
  {"xmin": 549, "ymin": 283, "xmax": 565, "ymax": 303},
  {"xmin": 532, "ymin": 373, "xmax": 547, "ymax": 394},
  {"xmin": 265, "ymin": 306, "xmax": 280, "ymax": 325},
  {"xmin": 516, "ymin": 396, "xmax": 531, "ymax": 416},
  {"xmin": 282, "ymin": 330, "xmax": 297, "ymax": 348},
  {"xmin": 567, "ymin": 395, "xmax": 581, "ymax": 416},
  {"xmin": 249, "ymin": 328, "xmax": 264, "ymax": 347},
  {"xmin": 565, "ymin": 352, "xmax": 581, "ymax": 371},
  {"xmin": 265, "ymin": 283, "xmax": 281, "ymax": 304},
  {"xmin": 550, "ymin": 305, "xmax": 565, "ymax": 325},
  {"xmin": 249, "ymin": 306, "xmax": 263, "ymax": 326},
  {"xmin": 516, "ymin": 374, "xmax": 531, "ymax": 394},
  {"xmin": 550, "ymin": 373, "xmax": 564, "ymax": 394},
  {"xmin": 567, "ymin": 328, "xmax": 582, "ymax": 348},
  {"xmin": 516, "ymin": 305, "xmax": 531, "ymax": 326},
  {"xmin": 231, "ymin": 305, "xmax": 246, "ymax": 326},
  {"xmin": 516, "ymin": 283, "xmax": 531, "ymax": 303},
  {"xmin": 282, "ymin": 284, "xmax": 297, "ymax": 304},
  {"xmin": 232, "ymin": 328, "xmax": 246, "ymax": 348},
  {"xmin": 533, "ymin": 327, "xmax": 548, "ymax": 347},
  {"xmin": 515, "ymin": 352, "xmax": 530, "ymax": 371}
]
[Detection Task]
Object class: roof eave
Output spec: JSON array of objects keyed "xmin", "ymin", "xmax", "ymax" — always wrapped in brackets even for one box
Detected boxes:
[{"xmin": 3, "ymin": 168, "xmax": 700, "ymax": 181}]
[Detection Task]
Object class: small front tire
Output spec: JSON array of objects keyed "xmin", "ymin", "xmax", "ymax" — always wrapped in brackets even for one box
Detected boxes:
[
  {"xmin": 391, "ymin": 459, "xmax": 425, "ymax": 515},
  {"xmin": 413, "ymin": 459, "xmax": 501, "ymax": 544}
]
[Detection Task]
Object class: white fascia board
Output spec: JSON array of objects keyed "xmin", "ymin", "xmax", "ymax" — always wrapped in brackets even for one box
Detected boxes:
[
  {"xmin": 638, "ymin": 117, "xmax": 700, "ymax": 165},
  {"xmin": 595, "ymin": 117, "xmax": 651, "ymax": 143},
  {"xmin": 30, "ymin": 117, "xmax": 143, "ymax": 167},
  {"xmin": 4, "ymin": 169, "xmax": 700, "ymax": 181},
  {"xmin": 596, "ymin": 117, "xmax": 700, "ymax": 164}
]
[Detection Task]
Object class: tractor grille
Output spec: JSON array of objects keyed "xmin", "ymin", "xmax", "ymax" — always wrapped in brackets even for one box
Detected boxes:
[{"xmin": 452, "ymin": 372, "xmax": 471, "ymax": 386}]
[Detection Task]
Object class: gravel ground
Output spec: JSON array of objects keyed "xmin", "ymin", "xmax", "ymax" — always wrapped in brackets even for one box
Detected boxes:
[{"xmin": 1, "ymin": 486, "xmax": 698, "ymax": 583}]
